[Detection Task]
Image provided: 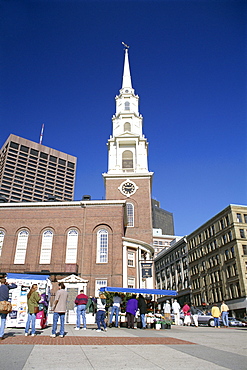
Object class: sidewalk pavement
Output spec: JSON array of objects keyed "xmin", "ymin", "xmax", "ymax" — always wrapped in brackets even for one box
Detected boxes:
[{"xmin": 0, "ymin": 324, "xmax": 246, "ymax": 370}]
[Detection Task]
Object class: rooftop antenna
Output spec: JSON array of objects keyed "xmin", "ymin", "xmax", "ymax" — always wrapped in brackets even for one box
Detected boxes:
[{"xmin": 39, "ymin": 123, "xmax": 44, "ymax": 145}]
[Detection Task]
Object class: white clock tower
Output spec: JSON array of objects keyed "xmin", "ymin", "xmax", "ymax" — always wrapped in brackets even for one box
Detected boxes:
[{"xmin": 103, "ymin": 46, "xmax": 153, "ymax": 245}]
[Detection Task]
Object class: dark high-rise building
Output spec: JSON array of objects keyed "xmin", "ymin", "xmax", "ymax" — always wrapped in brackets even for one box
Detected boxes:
[
  {"xmin": 0, "ymin": 134, "xmax": 77, "ymax": 202},
  {"xmin": 152, "ymin": 199, "xmax": 174, "ymax": 235}
]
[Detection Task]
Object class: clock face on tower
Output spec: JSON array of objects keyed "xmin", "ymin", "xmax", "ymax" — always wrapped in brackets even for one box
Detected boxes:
[{"xmin": 118, "ymin": 180, "xmax": 138, "ymax": 197}]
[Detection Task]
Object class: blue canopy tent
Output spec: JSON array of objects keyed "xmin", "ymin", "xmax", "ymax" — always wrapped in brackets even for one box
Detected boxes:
[
  {"xmin": 7, "ymin": 273, "xmax": 50, "ymax": 280},
  {"xmin": 99, "ymin": 286, "xmax": 177, "ymax": 296}
]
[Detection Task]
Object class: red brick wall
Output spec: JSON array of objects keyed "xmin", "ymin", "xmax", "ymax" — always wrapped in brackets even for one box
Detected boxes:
[
  {"xmin": 105, "ymin": 177, "xmax": 153, "ymax": 245},
  {"xmin": 0, "ymin": 203, "xmax": 125, "ymax": 296}
]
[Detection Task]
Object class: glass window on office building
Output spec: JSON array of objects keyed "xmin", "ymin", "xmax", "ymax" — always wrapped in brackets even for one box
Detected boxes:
[{"xmin": 237, "ymin": 213, "xmax": 242, "ymax": 223}]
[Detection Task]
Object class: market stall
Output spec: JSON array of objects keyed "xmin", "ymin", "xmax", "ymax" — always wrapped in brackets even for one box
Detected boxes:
[
  {"xmin": 100, "ymin": 286, "xmax": 177, "ymax": 329},
  {"xmin": 6, "ymin": 273, "xmax": 51, "ymax": 329}
]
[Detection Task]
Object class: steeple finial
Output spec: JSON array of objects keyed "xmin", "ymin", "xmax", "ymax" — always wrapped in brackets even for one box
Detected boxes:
[{"xmin": 121, "ymin": 42, "xmax": 132, "ymax": 89}]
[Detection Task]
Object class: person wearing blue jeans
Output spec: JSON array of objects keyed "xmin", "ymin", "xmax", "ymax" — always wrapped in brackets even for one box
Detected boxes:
[
  {"xmin": 50, "ymin": 283, "xmax": 68, "ymax": 338},
  {"xmin": 0, "ymin": 313, "xmax": 7, "ymax": 339},
  {"xmin": 25, "ymin": 313, "xmax": 37, "ymax": 336},
  {"xmin": 0, "ymin": 278, "xmax": 17, "ymax": 340},
  {"xmin": 25, "ymin": 284, "xmax": 40, "ymax": 336},
  {"xmin": 96, "ymin": 294, "xmax": 107, "ymax": 332},
  {"xmin": 211, "ymin": 304, "xmax": 221, "ymax": 328},
  {"xmin": 221, "ymin": 301, "xmax": 229, "ymax": 327},
  {"xmin": 74, "ymin": 290, "xmax": 88, "ymax": 330},
  {"xmin": 138, "ymin": 294, "xmax": 147, "ymax": 329},
  {"xmin": 109, "ymin": 293, "xmax": 122, "ymax": 328},
  {"xmin": 76, "ymin": 305, "xmax": 87, "ymax": 329},
  {"xmin": 52, "ymin": 312, "xmax": 65, "ymax": 336}
]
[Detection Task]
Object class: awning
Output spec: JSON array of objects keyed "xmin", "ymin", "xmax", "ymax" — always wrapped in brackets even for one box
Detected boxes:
[
  {"xmin": 7, "ymin": 273, "xmax": 50, "ymax": 280},
  {"xmin": 99, "ymin": 286, "xmax": 177, "ymax": 296}
]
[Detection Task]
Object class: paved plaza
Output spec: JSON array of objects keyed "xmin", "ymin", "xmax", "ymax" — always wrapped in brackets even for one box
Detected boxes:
[{"xmin": 0, "ymin": 325, "xmax": 246, "ymax": 370}]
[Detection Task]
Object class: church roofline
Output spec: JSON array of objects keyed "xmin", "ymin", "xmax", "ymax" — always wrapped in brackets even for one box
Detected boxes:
[{"xmin": 0, "ymin": 199, "xmax": 127, "ymax": 209}]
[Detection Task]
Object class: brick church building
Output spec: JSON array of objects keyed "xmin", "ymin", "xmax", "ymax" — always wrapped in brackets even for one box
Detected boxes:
[{"xmin": 0, "ymin": 48, "xmax": 158, "ymax": 296}]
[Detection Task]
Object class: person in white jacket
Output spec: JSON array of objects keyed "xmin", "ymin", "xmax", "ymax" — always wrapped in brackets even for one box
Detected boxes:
[
  {"xmin": 172, "ymin": 299, "xmax": 181, "ymax": 325},
  {"xmin": 163, "ymin": 300, "xmax": 171, "ymax": 320},
  {"xmin": 96, "ymin": 293, "xmax": 107, "ymax": 332}
]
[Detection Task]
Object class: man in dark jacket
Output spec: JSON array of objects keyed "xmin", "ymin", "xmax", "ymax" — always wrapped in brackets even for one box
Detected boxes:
[
  {"xmin": 0, "ymin": 278, "xmax": 17, "ymax": 340},
  {"xmin": 138, "ymin": 294, "xmax": 147, "ymax": 329}
]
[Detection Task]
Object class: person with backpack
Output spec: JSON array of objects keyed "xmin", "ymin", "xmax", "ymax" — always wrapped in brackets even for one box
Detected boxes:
[{"xmin": 96, "ymin": 293, "xmax": 107, "ymax": 332}]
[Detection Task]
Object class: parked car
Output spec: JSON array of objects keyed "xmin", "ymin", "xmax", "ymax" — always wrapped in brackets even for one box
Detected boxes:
[
  {"xmin": 171, "ymin": 310, "xmax": 247, "ymax": 327},
  {"xmin": 228, "ymin": 317, "xmax": 246, "ymax": 327},
  {"xmin": 239, "ymin": 316, "xmax": 247, "ymax": 325},
  {"xmin": 171, "ymin": 309, "xmax": 215, "ymax": 327}
]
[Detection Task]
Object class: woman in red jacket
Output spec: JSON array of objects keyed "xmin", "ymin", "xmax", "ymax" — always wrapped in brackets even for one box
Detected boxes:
[{"xmin": 182, "ymin": 303, "xmax": 191, "ymax": 326}]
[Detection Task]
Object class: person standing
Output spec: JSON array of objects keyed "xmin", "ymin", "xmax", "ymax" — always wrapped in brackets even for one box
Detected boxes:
[
  {"xmin": 182, "ymin": 302, "xmax": 191, "ymax": 326},
  {"xmin": 190, "ymin": 304, "xmax": 199, "ymax": 327},
  {"xmin": 172, "ymin": 299, "xmax": 181, "ymax": 325},
  {"xmin": 138, "ymin": 294, "xmax": 147, "ymax": 329},
  {"xmin": 50, "ymin": 282, "xmax": 68, "ymax": 338},
  {"xmin": 109, "ymin": 293, "xmax": 122, "ymax": 328},
  {"xmin": 221, "ymin": 301, "xmax": 229, "ymax": 328},
  {"xmin": 211, "ymin": 304, "xmax": 221, "ymax": 328},
  {"xmin": 96, "ymin": 293, "xmax": 107, "ymax": 332},
  {"xmin": 74, "ymin": 290, "xmax": 88, "ymax": 330},
  {"xmin": 0, "ymin": 278, "xmax": 17, "ymax": 340},
  {"xmin": 25, "ymin": 284, "xmax": 40, "ymax": 336},
  {"xmin": 126, "ymin": 295, "xmax": 138, "ymax": 329},
  {"xmin": 163, "ymin": 300, "xmax": 171, "ymax": 320}
]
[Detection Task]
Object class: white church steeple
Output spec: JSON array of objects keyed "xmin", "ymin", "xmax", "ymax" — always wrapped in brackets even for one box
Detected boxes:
[
  {"xmin": 105, "ymin": 46, "xmax": 151, "ymax": 176},
  {"xmin": 122, "ymin": 47, "xmax": 132, "ymax": 90}
]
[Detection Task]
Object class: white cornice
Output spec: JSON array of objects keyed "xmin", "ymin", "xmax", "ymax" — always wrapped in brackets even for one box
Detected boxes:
[
  {"xmin": 122, "ymin": 237, "xmax": 154, "ymax": 254},
  {"xmin": 0, "ymin": 199, "xmax": 126, "ymax": 209},
  {"xmin": 102, "ymin": 172, "xmax": 153, "ymax": 179}
]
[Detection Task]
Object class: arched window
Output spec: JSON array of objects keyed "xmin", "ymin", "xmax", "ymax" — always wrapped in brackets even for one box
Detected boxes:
[
  {"xmin": 122, "ymin": 150, "xmax": 133, "ymax": 169},
  {"xmin": 124, "ymin": 122, "xmax": 131, "ymax": 132},
  {"xmin": 124, "ymin": 101, "xmax": 130, "ymax": 111},
  {"xmin": 97, "ymin": 229, "xmax": 108, "ymax": 263},
  {"xmin": 126, "ymin": 203, "xmax": 134, "ymax": 227},
  {"xmin": 14, "ymin": 230, "xmax": 29, "ymax": 264},
  {"xmin": 65, "ymin": 229, "xmax": 78, "ymax": 263},
  {"xmin": 40, "ymin": 230, "xmax": 53, "ymax": 264},
  {"xmin": 0, "ymin": 230, "xmax": 5, "ymax": 257}
]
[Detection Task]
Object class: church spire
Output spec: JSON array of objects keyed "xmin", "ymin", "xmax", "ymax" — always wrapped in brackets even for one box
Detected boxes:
[
  {"xmin": 104, "ymin": 44, "xmax": 151, "ymax": 176},
  {"xmin": 122, "ymin": 46, "xmax": 132, "ymax": 89}
]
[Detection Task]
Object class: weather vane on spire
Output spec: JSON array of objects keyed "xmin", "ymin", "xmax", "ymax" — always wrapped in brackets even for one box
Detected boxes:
[{"xmin": 122, "ymin": 42, "xmax": 129, "ymax": 50}]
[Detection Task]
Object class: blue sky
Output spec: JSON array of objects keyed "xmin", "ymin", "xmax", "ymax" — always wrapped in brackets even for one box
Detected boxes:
[{"xmin": 1, "ymin": 0, "xmax": 246, "ymax": 236}]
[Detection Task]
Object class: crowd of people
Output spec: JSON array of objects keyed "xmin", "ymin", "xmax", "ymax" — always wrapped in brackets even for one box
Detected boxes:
[{"xmin": 0, "ymin": 277, "xmax": 232, "ymax": 339}]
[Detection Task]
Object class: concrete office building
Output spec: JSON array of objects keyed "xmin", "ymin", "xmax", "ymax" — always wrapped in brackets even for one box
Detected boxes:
[
  {"xmin": 0, "ymin": 134, "xmax": 77, "ymax": 202},
  {"xmin": 155, "ymin": 236, "xmax": 191, "ymax": 305},
  {"xmin": 155, "ymin": 205, "xmax": 247, "ymax": 316},
  {"xmin": 187, "ymin": 204, "xmax": 247, "ymax": 316},
  {"xmin": 152, "ymin": 199, "xmax": 174, "ymax": 235},
  {"xmin": 153, "ymin": 228, "xmax": 182, "ymax": 258}
]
